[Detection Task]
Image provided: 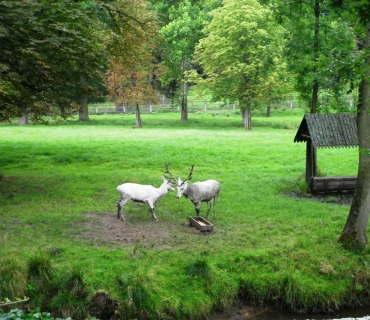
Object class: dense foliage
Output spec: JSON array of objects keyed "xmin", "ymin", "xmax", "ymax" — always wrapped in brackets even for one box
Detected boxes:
[
  {"xmin": 0, "ymin": 0, "xmax": 106, "ymax": 121},
  {"xmin": 192, "ymin": 0, "xmax": 288, "ymax": 129},
  {"xmin": 0, "ymin": 309, "xmax": 71, "ymax": 320}
]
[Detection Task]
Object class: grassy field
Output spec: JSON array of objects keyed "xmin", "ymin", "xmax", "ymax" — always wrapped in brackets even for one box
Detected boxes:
[{"xmin": 1, "ymin": 110, "xmax": 369, "ymax": 320}]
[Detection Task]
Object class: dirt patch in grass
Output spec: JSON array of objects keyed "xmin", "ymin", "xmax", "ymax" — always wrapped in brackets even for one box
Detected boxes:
[{"xmin": 73, "ymin": 212, "xmax": 213, "ymax": 248}]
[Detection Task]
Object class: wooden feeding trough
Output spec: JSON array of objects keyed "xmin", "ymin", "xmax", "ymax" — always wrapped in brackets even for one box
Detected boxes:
[
  {"xmin": 189, "ymin": 216, "xmax": 214, "ymax": 232},
  {"xmin": 294, "ymin": 113, "xmax": 358, "ymax": 193}
]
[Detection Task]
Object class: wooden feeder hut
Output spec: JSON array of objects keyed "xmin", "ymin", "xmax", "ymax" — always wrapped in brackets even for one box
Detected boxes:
[{"xmin": 294, "ymin": 113, "xmax": 358, "ymax": 193}]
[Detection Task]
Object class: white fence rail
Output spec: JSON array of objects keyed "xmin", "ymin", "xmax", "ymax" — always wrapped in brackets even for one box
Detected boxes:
[{"xmin": 88, "ymin": 99, "xmax": 302, "ymax": 115}]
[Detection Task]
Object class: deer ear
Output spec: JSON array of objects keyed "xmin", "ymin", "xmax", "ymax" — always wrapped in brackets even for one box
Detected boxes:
[
  {"xmin": 161, "ymin": 176, "xmax": 166, "ymax": 182},
  {"xmin": 177, "ymin": 177, "xmax": 182, "ymax": 185}
]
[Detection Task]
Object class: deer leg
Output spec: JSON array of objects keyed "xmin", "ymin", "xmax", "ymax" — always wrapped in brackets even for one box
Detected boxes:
[
  {"xmin": 117, "ymin": 198, "xmax": 129, "ymax": 221},
  {"xmin": 213, "ymin": 194, "xmax": 219, "ymax": 221},
  {"xmin": 206, "ymin": 201, "xmax": 211, "ymax": 219},
  {"xmin": 195, "ymin": 202, "xmax": 201, "ymax": 217},
  {"xmin": 147, "ymin": 200, "xmax": 158, "ymax": 222}
]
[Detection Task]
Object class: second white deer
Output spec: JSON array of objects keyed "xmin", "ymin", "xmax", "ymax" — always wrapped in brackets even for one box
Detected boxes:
[
  {"xmin": 164, "ymin": 165, "xmax": 220, "ymax": 220},
  {"xmin": 117, "ymin": 175, "xmax": 174, "ymax": 222}
]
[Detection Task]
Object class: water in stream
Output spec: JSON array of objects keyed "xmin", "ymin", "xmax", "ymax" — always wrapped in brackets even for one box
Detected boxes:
[{"xmin": 211, "ymin": 305, "xmax": 370, "ymax": 320}]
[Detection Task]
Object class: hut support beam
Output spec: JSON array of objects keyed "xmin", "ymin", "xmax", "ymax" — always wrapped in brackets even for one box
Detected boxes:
[{"xmin": 306, "ymin": 140, "xmax": 317, "ymax": 186}]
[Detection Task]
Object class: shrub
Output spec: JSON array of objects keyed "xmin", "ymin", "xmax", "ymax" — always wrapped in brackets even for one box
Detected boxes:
[
  {"xmin": 60, "ymin": 265, "xmax": 86, "ymax": 297},
  {"xmin": 0, "ymin": 308, "xmax": 72, "ymax": 320},
  {"xmin": 48, "ymin": 266, "xmax": 89, "ymax": 320},
  {"xmin": 0, "ymin": 256, "xmax": 27, "ymax": 300},
  {"xmin": 27, "ymin": 253, "xmax": 54, "ymax": 284},
  {"xmin": 116, "ymin": 268, "xmax": 156, "ymax": 319},
  {"xmin": 49, "ymin": 293, "xmax": 88, "ymax": 320},
  {"xmin": 187, "ymin": 258, "xmax": 212, "ymax": 280}
]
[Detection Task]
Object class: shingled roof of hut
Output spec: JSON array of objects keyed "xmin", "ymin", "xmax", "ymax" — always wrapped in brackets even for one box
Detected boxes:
[{"xmin": 294, "ymin": 113, "xmax": 358, "ymax": 148}]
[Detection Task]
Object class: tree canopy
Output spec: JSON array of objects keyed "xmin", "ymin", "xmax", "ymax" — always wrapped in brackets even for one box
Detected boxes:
[
  {"xmin": 193, "ymin": 0, "xmax": 288, "ymax": 129},
  {"xmin": 0, "ymin": 0, "xmax": 107, "ymax": 121}
]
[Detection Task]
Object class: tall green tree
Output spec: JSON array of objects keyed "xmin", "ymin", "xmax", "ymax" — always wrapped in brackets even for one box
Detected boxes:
[
  {"xmin": 193, "ymin": 0, "xmax": 288, "ymax": 129},
  {"xmin": 160, "ymin": 0, "xmax": 206, "ymax": 121},
  {"xmin": 271, "ymin": 0, "xmax": 356, "ymax": 178},
  {"xmin": 106, "ymin": 0, "xmax": 159, "ymax": 128},
  {"xmin": 336, "ymin": 1, "xmax": 370, "ymax": 250},
  {"xmin": 272, "ymin": 0, "xmax": 356, "ymax": 112},
  {"xmin": 0, "ymin": 0, "xmax": 106, "ymax": 122}
]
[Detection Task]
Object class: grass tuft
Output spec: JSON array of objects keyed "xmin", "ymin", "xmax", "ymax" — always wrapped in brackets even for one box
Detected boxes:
[
  {"xmin": 48, "ymin": 265, "xmax": 89, "ymax": 320},
  {"xmin": 187, "ymin": 258, "xmax": 213, "ymax": 280},
  {"xmin": 0, "ymin": 256, "xmax": 27, "ymax": 300},
  {"xmin": 60, "ymin": 265, "xmax": 87, "ymax": 296},
  {"xmin": 116, "ymin": 268, "xmax": 157, "ymax": 319},
  {"xmin": 49, "ymin": 292, "xmax": 88, "ymax": 320},
  {"xmin": 45, "ymin": 245, "xmax": 65, "ymax": 258},
  {"xmin": 27, "ymin": 253, "xmax": 54, "ymax": 284}
]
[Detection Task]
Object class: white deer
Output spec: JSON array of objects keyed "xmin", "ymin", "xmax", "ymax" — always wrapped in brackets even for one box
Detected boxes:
[
  {"xmin": 117, "ymin": 170, "xmax": 174, "ymax": 222},
  {"xmin": 164, "ymin": 165, "xmax": 221, "ymax": 220}
]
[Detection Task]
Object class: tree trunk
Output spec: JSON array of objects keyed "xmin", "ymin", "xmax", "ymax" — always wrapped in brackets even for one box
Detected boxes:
[
  {"xmin": 78, "ymin": 94, "xmax": 89, "ymax": 121},
  {"xmin": 135, "ymin": 104, "xmax": 142, "ymax": 128},
  {"xmin": 307, "ymin": 0, "xmax": 320, "ymax": 178},
  {"xmin": 19, "ymin": 114, "xmax": 29, "ymax": 126},
  {"xmin": 338, "ymin": 22, "xmax": 370, "ymax": 250},
  {"xmin": 180, "ymin": 60, "xmax": 188, "ymax": 121},
  {"xmin": 266, "ymin": 106, "xmax": 271, "ymax": 117},
  {"xmin": 78, "ymin": 77, "xmax": 89, "ymax": 121},
  {"xmin": 241, "ymin": 106, "xmax": 252, "ymax": 130},
  {"xmin": 311, "ymin": 0, "xmax": 320, "ymax": 114}
]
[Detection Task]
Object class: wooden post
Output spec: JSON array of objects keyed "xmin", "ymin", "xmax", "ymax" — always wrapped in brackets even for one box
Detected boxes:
[
  {"xmin": 306, "ymin": 140, "xmax": 318, "ymax": 189},
  {"xmin": 150, "ymin": 104, "xmax": 153, "ymax": 113},
  {"xmin": 313, "ymin": 146, "xmax": 317, "ymax": 177},
  {"xmin": 204, "ymin": 100, "xmax": 207, "ymax": 111},
  {"xmin": 306, "ymin": 140, "xmax": 313, "ymax": 185}
]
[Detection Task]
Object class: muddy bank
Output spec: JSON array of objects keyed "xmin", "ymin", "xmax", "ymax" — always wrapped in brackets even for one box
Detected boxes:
[{"xmin": 210, "ymin": 303, "xmax": 370, "ymax": 320}]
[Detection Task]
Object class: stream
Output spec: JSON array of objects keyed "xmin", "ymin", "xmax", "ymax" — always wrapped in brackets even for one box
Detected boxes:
[{"xmin": 211, "ymin": 305, "xmax": 370, "ymax": 320}]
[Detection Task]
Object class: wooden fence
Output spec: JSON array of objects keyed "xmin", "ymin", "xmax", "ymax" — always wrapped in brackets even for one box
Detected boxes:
[{"xmin": 88, "ymin": 99, "xmax": 301, "ymax": 115}]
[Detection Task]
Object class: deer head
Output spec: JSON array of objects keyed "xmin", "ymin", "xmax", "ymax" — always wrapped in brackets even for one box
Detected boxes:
[
  {"xmin": 176, "ymin": 165, "xmax": 194, "ymax": 199},
  {"xmin": 161, "ymin": 176, "xmax": 175, "ymax": 192}
]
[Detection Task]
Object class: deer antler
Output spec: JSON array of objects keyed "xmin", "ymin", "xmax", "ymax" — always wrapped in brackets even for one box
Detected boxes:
[
  {"xmin": 182, "ymin": 165, "xmax": 194, "ymax": 184},
  {"xmin": 163, "ymin": 163, "xmax": 177, "ymax": 183}
]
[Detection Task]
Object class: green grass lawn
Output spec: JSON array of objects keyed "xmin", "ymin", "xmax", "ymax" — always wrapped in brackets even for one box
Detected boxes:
[{"xmin": 0, "ymin": 110, "xmax": 369, "ymax": 319}]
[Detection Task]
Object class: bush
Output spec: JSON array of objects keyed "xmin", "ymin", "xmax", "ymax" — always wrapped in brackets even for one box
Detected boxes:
[
  {"xmin": 27, "ymin": 254, "xmax": 54, "ymax": 284},
  {"xmin": 0, "ymin": 308, "xmax": 73, "ymax": 319},
  {"xmin": 0, "ymin": 257, "xmax": 27, "ymax": 301},
  {"xmin": 187, "ymin": 258, "xmax": 212, "ymax": 280},
  {"xmin": 48, "ymin": 266, "xmax": 89, "ymax": 320},
  {"xmin": 116, "ymin": 268, "xmax": 157, "ymax": 319}
]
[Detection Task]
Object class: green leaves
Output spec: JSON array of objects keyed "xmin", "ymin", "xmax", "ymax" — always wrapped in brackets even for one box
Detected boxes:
[
  {"xmin": 0, "ymin": 0, "xmax": 107, "ymax": 121},
  {"xmin": 194, "ymin": 0, "xmax": 288, "ymax": 108}
]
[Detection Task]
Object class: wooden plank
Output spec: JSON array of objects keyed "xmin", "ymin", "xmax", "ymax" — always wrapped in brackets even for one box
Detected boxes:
[{"xmin": 311, "ymin": 176, "xmax": 357, "ymax": 192}]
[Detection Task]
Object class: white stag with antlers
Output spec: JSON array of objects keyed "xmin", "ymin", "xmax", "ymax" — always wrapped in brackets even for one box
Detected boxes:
[
  {"xmin": 116, "ymin": 167, "xmax": 175, "ymax": 222},
  {"xmin": 164, "ymin": 165, "xmax": 221, "ymax": 220}
]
